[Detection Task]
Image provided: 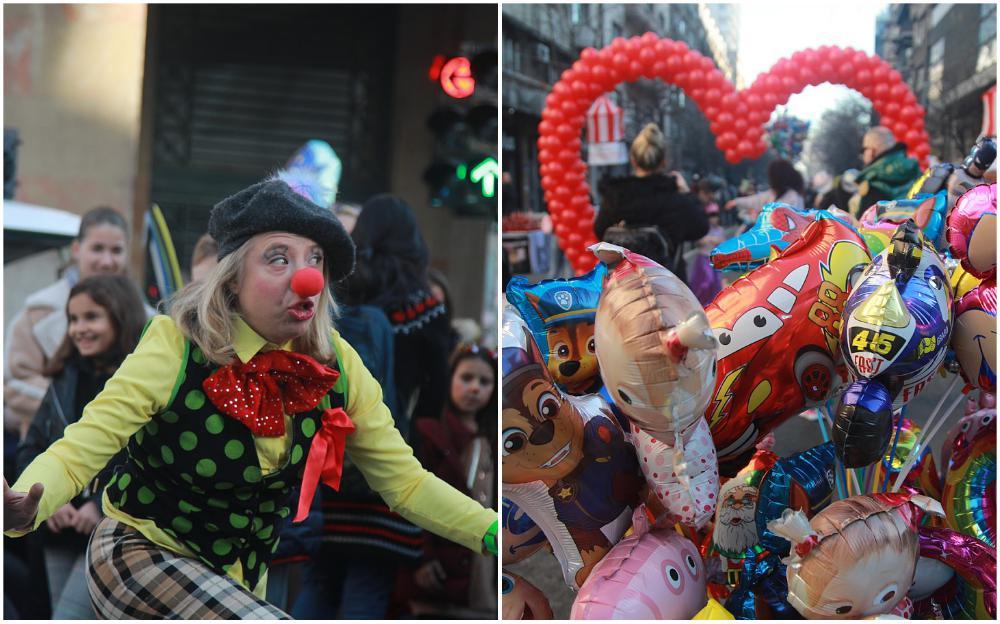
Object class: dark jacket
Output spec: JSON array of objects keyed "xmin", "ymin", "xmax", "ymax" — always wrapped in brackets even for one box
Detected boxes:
[
  {"xmin": 856, "ymin": 142, "xmax": 922, "ymax": 213},
  {"xmin": 595, "ymin": 174, "xmax": 709, "ymax": 279},
  {"xmin": 17, "ymin": 355, "xmax": 123, "ymax": 548}
]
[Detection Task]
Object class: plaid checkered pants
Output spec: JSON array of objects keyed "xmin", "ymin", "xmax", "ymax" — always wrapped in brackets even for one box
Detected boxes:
[{"xmin": 86, "ymin": 517, "xmax": 290, "ymax": 619}]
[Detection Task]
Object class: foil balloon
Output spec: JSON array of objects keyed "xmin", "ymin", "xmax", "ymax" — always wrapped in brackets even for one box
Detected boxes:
[
  {"xmin": 591, "ymin": 243, "xmax": 717, "ymax": 442},
  {"xmin": 502, "ymin": 572, "xmax": 554, "ymax": 619},
  {"xmin": 949, "ymin": 261, "xmax": 983, "ymax": 300},
  {"xmin": 723, "ymin": 549, "xmax": 796, "ymax": 619},
  {"xmin": 506, "ymin": 265, "xmax": 607, "ymax": 395},
  {"xmin": 282, "ymin": 139, "xmax": 342, "ymax": 208},
  {"xmin": 711, "ymin": 441, "xmax": 837, "ymax": 586},
  {"xmin": 941, "ymin": 409, "xmax": 996, "ymax": 548},
  {"xmin": 946, "ymin": 183, "xmax": 996, "ymax": 279},
  {"xmin": 710, "ymin": 203, "xmax": 854, "ymax": 272},
  {"xmin": 869, "ymin": 416, "xmax": 943, "ymax": 500},
  {"xmin": 952, "ymin": 276, "xmax": 997, "ymax": 393},
  {"xmin": 693, "ymin": 598, "xmax": 735, "ymax": 619},
  {"xmin": 705, "ymin": 218, "xmax": 871, "ymax": 474},
  {"xmin": 571, "ymin": 507, "xmax": 708, "ymax": 619},
  {"xmin": 502, "ymin": 307, "xmax": 643, "ymax": 589},
  {"xmin": 834, "ymin": 221, "xmax": 954, "ymax": 467},
  {"xmin": 860, "ymin": 190, "xmax": 949, "ymax": 250},
  {"xmin": 629, "ymin": 418, "xmax": 719, "ymax": 530},
  {"xmin": 767, "ymin": 492, "xmax": 944, "ymax": 619},
  {"xmin": 911, "ymin": 525, "xmax": 997, "ymax": 619},
  {"xmin": 502, "ymin": 497, "xmax": 548, "ymax": 565}
]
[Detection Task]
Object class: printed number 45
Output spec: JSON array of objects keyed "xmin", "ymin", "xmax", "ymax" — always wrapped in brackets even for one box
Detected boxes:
[{"xmin": 852, "ymin": 329, "xmax": 896, "ymax": 355}]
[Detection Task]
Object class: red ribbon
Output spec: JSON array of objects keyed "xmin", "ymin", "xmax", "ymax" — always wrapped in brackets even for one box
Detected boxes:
[
  {"xmin": 202, "ymin": 350, "xmax": 339, "ymax": 437},
  {"xmin": 294, "ymin": 407, "xmax": 355, "ymax": 523}
]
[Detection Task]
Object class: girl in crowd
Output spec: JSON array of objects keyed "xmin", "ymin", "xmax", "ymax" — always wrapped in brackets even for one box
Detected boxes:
[
  {"xmin": 407, "ymin": 344, "xmax": 498, "ymax": 614},
  {"xmin": 5, "ymin": 178, "xmax": 497, "ymax": 618},
  {"xmin": 5, "ymin": 207, "xmax": 136, "ymax": 439},
  {"xmin": 17, "ymin": 274, "xmax": 147, "ymax": 618}
]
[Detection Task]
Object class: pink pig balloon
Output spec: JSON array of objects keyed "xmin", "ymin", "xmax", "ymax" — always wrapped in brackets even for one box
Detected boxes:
[{"xmin": 571, "ymin": 507, "xmax": 708, "ymax": 619}]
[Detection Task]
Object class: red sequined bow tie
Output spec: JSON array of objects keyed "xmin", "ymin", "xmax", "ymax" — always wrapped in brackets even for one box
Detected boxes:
[{"xmin": 202, "ymin": 350, "xmax": 339, "ymax": 436}]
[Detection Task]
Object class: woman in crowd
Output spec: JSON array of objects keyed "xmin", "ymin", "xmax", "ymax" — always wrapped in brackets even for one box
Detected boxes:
[
  {"xmin": 5, "ymin": 178, "xmax": 497, "ymax": 618},
  {"xmin": 594, "ymin": 123, "xmax": 708, "ymax": 282},
  {"xmin": 725, "ymin": 158, "xmax": 805, "ymax": 226},
  {"xmin": 17, "ymin": 274, "xmax": 147, "ymax": 618}
]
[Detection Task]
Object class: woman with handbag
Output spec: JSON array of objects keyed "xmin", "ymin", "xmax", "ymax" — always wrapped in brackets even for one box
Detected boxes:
[{"xmin": 594, "ymin": 123, "xmax": 709, "ymax": 283}]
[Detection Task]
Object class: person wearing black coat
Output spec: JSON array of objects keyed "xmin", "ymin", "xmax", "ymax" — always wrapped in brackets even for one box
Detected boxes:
[{"xmin": 594, "ymin": 123, "xmax": 708, "ymax": 282}]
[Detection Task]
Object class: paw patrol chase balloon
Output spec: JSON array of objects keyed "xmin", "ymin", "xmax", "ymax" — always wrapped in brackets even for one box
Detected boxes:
[
  {"xmin": 834, "ymin": 221, "xmax": 954, "ymax": 467},
  {"xmin": 502, "ymin": 307, "xmax": 642, "ymax": 589},
  {"xmin": 506, "ymin": 265, "xmax": 606, "ymax": 395},
  {"xmin": 705, "ymin": 218, "xmax": 871, "ymax": 474}
]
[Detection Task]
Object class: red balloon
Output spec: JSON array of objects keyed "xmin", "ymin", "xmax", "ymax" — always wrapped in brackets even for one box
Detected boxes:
[
  {"xmin": 873, "ymin": 83, "xmax": 890, "ymax": 98},
  {"xmin": 665, "ymin": 54, "xmax": 683, "ymax": 74},
  {"xmin": 819, "ymin": 62, "xmax": 834, "ymax": 77},
  {"xmin": 612, "ymin": 52, "xmax": 629, "ymax": 72},
  {"xmin": 627, "ymin": 60, "xmax": 643, "ymax": 80},
  {"xmin": 687, "ymin": 69, "xmax": 706, "ymax": 88},
  {"xmin": 855, "ymin": 69, "xmax": 873, "ymax": 87},
  {"xmin": 690, "ymin": 87, "xmax": 706, "ymax": 101},
  {"xmin": 900, "ymin": 105, "xmax": 918, "ymax": 121},
  {"xmin": 734, "ymin": 118, "xmax": 749, "ymax": 133},
  {"xmin": 580, "ymin": 47, "xmax": 598, "ymax": 62},
  {"xmin": 652, "ymin": 61, "xmax": 668, "ymax": 78},
  {"xmin": 725, "ymin": 149, "xmax": 740, "ymax": 164},
  {"xmin": 872, "ymin": 65, "xmax": 889, "ymax": 81},
  {"xmin": 746, "ymin": 93, "xmax": 763, "ymax": 111},
  {"xmin": 638, "ymin": 46, "xmax": 656, "ymax": 66},
  {"xmin": 905, "ymin": 129, "xmax": 922, "ymax": 145},
  {"xmin": 892, "ymin": 121, "xmax": 909, "ymax": 138},
  {"xmin": 885, "ymin": 102, "xmax": 901, "ymax": 117},
  {"xmin": 709, "ymin": 121, "xmax": 723, "ymax": 135},
  {"xmin": 591, "ymin": 65, "xmax": 612, "ymax": 88},
  {"xmin": 890, "ymin": 83, "xmax": 909, "ymax": 100},
  {"xmin": 640, "ymin": 31, "xmax": 658, "ymax": 45}
]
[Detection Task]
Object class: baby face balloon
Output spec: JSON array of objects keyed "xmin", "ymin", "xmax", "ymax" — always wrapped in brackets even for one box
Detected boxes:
[{"xmin": 591, "ymin": 243, "xmax": 717, "ymax": 442}]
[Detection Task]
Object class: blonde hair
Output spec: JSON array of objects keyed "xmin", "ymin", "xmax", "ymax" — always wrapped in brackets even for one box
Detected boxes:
[
  {"xmin": 795, "ymin": 496, "xmax": 918, "ymax": 606},
  {"xmin": 630, "ymin": 123, "xmax": 668, "ymax": 173},
  {"xmin": 168, "ymin": 241, "xmax": 338, "ymax": 366}
]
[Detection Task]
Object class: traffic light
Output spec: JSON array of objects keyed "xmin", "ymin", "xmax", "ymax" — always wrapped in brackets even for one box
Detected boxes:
[{"xmin": 423, "ymin": 47, "xmax": 497, "ymax": 218}]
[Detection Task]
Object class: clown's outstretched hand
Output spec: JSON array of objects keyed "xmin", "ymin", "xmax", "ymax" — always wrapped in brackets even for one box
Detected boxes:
[{"xmin": 4, "ymin": 477, "xmax": 43, "ymax": 532}]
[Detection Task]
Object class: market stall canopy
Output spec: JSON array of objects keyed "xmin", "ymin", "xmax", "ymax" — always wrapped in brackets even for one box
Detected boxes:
[{"xmin": 3, "ymin": 200, "xmax": 80, "ymax": 263}]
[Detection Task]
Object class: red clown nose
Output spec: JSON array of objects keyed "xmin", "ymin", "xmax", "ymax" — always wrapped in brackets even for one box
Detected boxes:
[{"xmin": 291, "ymin": 267, "xmax": 325, "ymax": 298}]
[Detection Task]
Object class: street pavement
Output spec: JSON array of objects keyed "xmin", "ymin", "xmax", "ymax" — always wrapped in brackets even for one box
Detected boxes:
[{"xmin": 505, "ymin": 371, "xmax": 968, "ymax": 618}]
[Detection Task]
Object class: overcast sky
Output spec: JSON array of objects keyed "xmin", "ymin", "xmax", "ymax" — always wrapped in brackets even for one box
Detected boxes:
[{"xmin": 738, "ymin": 1, "xmax": 890, "ymax": 122}]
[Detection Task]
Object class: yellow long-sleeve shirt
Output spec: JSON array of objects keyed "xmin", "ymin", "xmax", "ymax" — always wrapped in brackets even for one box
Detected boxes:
[{"xmin": 9, "ymin": 315, "xmax": 494, "ymax": 597}]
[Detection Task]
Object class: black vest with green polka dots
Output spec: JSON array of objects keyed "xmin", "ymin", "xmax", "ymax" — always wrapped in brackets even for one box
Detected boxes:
[{"xmin": 104, "ymin": 341, "xmax": 346, "ymax": 590}]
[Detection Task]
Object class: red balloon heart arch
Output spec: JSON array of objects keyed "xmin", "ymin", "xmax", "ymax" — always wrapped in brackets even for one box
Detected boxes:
[{"xmin": 538, "ymin": 33, "xmax": 932, "ymax": 274}]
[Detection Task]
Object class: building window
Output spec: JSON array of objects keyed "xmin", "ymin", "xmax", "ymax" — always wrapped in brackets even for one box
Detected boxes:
[
  {"xmin": 980, "ymin": 4, "xmax": 997, "ymax": 45},
  {"xmin": 977, "ymin": 39, "xmax": 996, "ymax": 73},
  {"xmin": 930, "ymin": 3, "xmax": 951, "ymax": 27},
  {"xmin": 929, "ymin": 38, "xmax": 944, "ymax": 64}
]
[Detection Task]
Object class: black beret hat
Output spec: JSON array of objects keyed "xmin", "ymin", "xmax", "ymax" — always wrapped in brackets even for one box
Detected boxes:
[{"xmin": 208, "ymin": 179, "xmax": 356, "ymax": 281}]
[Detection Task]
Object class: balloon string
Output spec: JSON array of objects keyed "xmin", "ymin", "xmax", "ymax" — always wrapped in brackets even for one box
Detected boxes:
[
  {"xmin": 881, "ymin": 408, "xmax": 906, "ymax": 493},
  {"xmin": 817, "ymin": 400, "xmax": 848, "ymax": 500},
  {"xmin": 891, "ymin": 383, "xmax": 968, "ymax": 492}
]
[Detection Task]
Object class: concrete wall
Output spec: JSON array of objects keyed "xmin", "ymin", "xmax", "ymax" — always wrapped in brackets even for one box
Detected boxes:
[
  {"xmin": 4, "ymin": 4, "xmax": 147, "ymax": 318},
  {"xmin": 388, "ymin": 5, "xmax": 497, "ymax": 324},
  {"xmin": 4, "ymin": 4, "xmax": 147, "ymax": 217}
]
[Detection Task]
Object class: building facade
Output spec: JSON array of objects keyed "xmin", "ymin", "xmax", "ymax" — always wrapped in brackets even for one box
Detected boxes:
[
  {"xmin": 502, "ymin": 3, "xmax": 740, "ymax": 216},
  {"xmin": 876, "ymin": 3, "xmax": 996, "ymax": 161}
]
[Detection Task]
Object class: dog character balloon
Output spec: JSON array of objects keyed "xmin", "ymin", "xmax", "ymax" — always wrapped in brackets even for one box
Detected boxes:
[
  {"xmin": 834, "ymin": 221, "xmax": 953, "ymax": 467},
  {"xmin": 502, "ymin": 307, "xmax": 642, "ymax": 589},
  {"xmin": 710, "ymin": 203, "xmax": 854, "ymax": 272},
  {"xmin": 768, "ymin": 492, "xmax": 944, "ymax": 619},
  {"xmin": 571, "ymin": 506, "xmax": 708, "ymax": 619},
  {"xmin": 506, "ymin": 265, "xmax": 606, "ymax": 395},
  {"xmin": 706, "ymin": 218, "xmax": 871, "ymax": 473}
]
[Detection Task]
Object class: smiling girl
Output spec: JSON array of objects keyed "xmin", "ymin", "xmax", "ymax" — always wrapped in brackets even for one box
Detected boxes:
[{"xmin": 17, "ymin": 274, "xmax": 147, "ymax": 618}]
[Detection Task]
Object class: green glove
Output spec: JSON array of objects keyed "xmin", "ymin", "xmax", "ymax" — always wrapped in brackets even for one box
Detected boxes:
[{"xmin": 483, "ymin": 519, "xmax": 498, "ymax": 555}]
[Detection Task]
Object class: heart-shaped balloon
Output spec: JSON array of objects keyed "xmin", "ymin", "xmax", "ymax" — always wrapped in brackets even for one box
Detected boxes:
[{"xmin": 539, "ymin": 34, "xmax": 931, "ymax": 273}]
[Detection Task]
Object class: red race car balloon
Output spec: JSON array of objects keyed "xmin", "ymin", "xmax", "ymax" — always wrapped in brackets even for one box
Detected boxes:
[{"xmin": 705, "ymin": 218, "xmax": 871, "ymax": 474}]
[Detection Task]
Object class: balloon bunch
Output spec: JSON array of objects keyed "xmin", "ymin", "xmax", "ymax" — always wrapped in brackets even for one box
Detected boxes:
[
  {"xmin": 537, "ymin": 34, "xmax": 930, "ymax": 273},
  {"xmin": 765, "ymin": 113, "xmax": 809, "ymax": 161}
]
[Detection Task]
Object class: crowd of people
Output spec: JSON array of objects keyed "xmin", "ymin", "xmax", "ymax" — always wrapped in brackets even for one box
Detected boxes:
[{"xmin": 3, "ymin": 142, "xmax": 498, "ymax": 619}]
